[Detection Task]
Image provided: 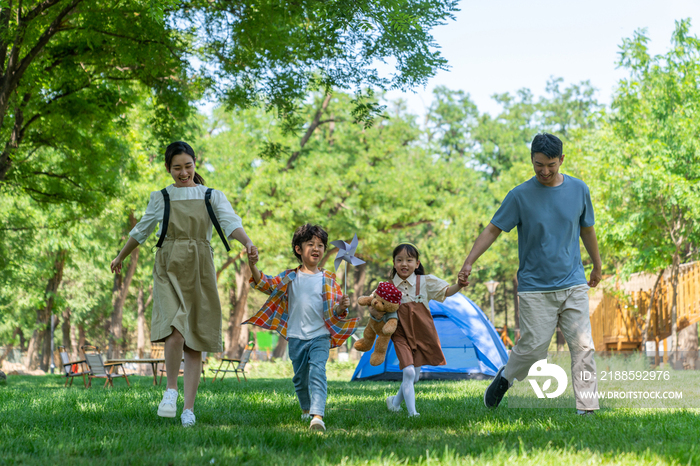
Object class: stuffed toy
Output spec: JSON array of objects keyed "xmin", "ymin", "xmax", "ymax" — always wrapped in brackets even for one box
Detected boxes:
[{"xmin": 353, "ymin": 281, "xmax": 402, "ymax": 366}]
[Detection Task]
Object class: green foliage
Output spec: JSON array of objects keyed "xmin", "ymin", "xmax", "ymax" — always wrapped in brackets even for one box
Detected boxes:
[
  {"xmin": 589, "ymin": 19, "xmax": 700, "ymax": 275},
  {"xmin": 180, "ymin": 0, "xmax": 458, "ymax": 121},
  {"xmin": 0, "ymin": 0, "xmax": 198, "ymax": 208}
]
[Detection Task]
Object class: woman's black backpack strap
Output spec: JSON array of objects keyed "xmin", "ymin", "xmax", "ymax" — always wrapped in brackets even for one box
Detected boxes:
[
  {"xmin": 155, "ymin": 188, "xmax": 170, "ymax": 248},
  {"xmin": 205, "ymin": 188, "xmax": 231, "ymax": 252}
]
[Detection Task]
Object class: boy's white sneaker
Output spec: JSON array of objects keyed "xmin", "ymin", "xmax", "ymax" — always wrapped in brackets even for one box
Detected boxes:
[
  {"xmin": 157, "ymin": 389, "xmax": 178, "ymax": 418},
  {"xmin": 386, "ymin": 396, "xmax": 401, "ymax": 412},
  {"xmin": 181, "ymin": 409, "xmax": 196, "ymax": 427},
  {"xmin": 301, "ymin": 413, "xmax": 311, "ymax": 420},
  {"xmin": 309, "ymin": 417, "xmax": 326, "ymax": 432}
]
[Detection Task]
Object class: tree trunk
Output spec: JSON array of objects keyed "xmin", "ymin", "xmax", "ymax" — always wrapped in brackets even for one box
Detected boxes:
[
  {"xmin": 25, "ymin": 333, "xmax": 40, "ymax": 371},
  {"xmin": 110, "ymin": 211, "xmax": 139, "ymax": 358},
  {"xmin": 670, "ymin": 248, "xmax": 681, "ymax": 358},
  {"xmin": 272, "ymin": 337, "xmax": 288, "ymax": 359},
  {"xmin": 18, "ymin": 327, "xmax": 26, "ymax": 351},
  {"xmin": 284, "ymin": 92, "xmax": 333, "ymax": 170},
  {"xmin": 61, "ymin": 307, "xmax": 72, "ymax": 354},
  {"xmin": 238, "ymin": 325, "xmax": 250, "ymax": 353},
  {"xmin": 225, "ymin": 260, "xmax": 252, "ymax": 358},
  {"xmin": 77, "ymin": 324, "xmax": 86, "ymax": 356},
  {"xmin": 136, "ymin": 285, "xmax": 152, "ymax": 360},
  {"xmin": 641, "ymin": 269, "xmax": 664, "ymax": 348},
  {"xmin": 70, "ymin": 320, "xmax": 79, "ymax": 360},
  {"xmin": 136, "ymin": 285, "xmax": 152, "ymax": 374},
  {"xmin": 26, "ymin": 249, "xmax": 67, "ymax": 371}
]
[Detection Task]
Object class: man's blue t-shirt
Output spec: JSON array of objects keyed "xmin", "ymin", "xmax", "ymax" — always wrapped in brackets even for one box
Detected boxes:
[{"xmin": 490, "ymin": 175, "xmax": 595, "ymax": 292}]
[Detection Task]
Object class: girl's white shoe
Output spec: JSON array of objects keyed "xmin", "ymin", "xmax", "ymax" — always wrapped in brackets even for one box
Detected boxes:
[
  {"xmin": 386, "ymin": 396, "xmax": 401, "ymax": 412},
  {"xmin": 181, "ymin": 409, "xmax": 196, "ymax": 427},
  {"xmin": 157, "ymin": 389, "xmax": 178, "ymax": 418}
]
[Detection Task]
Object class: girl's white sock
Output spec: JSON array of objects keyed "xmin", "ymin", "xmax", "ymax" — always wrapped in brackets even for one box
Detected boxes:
[{"xmin": 394, "ymin": 365, "xmax": 419, "ymax": 416}]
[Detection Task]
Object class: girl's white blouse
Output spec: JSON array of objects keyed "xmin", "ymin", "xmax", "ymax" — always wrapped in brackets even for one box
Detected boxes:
[
  {"xmin": 129, "ymin": 184, "xmax": 243, "ymax": 244},
  {"xmin": 391, "ymin": 273, "xmax": 449, "ymax": 305}
]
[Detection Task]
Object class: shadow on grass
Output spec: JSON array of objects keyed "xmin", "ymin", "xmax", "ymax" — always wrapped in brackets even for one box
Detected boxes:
[{"xmin": 1, "ymin": 375, "xmax": 699, "ymax": 465}]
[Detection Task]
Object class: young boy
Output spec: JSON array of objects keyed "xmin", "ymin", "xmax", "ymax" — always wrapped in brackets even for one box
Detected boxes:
[{"xmin": 245, "ymin": 224, "xmax": 357, "ymax": 431}]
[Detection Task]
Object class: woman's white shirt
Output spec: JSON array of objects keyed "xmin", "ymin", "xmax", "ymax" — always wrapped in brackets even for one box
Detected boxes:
[{"xmin": 129, "ymin": 184, "xmax": 243, "ymax": 244}]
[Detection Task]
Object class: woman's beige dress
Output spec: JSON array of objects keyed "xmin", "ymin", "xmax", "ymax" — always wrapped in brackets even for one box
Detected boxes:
[{"xmin": 151, "ymin": 198, "xmax": 223, "ymax": 352}]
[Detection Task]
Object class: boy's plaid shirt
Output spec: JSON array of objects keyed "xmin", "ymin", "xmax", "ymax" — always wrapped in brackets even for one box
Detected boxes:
[{"xmin": 243, "ymin": 268, "xmax": 358, "ymax": 348}]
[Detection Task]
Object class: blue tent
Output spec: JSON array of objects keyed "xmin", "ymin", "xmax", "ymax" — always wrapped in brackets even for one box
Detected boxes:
[{"xmin": 351, "ymin": 293, "xmax": 509, "ymax": 381}]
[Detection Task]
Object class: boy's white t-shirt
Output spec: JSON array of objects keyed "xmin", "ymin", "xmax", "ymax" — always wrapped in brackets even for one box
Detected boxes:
[{"xmin": 287, "ymin": 271, "xmax": 329, "ymax": 340}]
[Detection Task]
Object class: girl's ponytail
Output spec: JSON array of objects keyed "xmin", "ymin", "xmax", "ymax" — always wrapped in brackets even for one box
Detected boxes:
[{"xmin": 164, "ymin": 141, "xmax": 206, "ymax": 185}]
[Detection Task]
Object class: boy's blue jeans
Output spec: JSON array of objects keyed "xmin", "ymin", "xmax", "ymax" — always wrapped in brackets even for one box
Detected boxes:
[{"xmin": 288, "ymin": 335, "xmax": 331, "ymax": 417}]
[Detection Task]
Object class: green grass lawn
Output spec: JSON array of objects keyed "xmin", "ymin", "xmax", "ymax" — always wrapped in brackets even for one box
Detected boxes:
[{"xmin": 1, "ymin": 361, "xmax": 699, "ymax": 466}]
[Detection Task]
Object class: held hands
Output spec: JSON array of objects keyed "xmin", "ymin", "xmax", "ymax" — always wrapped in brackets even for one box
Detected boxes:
[
  {"xmin": 110, "ymin": 256, "xmax": 123, "ymax": 274},
  {"xmin": 458, "ymin": 263, "xmax": 472, "ymax": 287},
  {"xmin": 246, "ymin": 243, "xmax": 259, "ymax": 267}
]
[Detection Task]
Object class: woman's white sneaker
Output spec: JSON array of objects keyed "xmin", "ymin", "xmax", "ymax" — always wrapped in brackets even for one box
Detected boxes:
[
  {"xmin": 181, "ymin": 409, "xmax": 196, "ymax": 427},
  {"xmin": 157, "ymin": 389, "xmax": 178, "ymax": 418}
]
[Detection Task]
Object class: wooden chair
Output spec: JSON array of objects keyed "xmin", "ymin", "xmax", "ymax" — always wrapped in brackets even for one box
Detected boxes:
[
  {"xmin": 150, "ymin": 343, "xmax": 164, "ymax": 359},
  {"xmin": 58, "ymin": 345, "xmax": 90, "ymax": 388},
  {"xmin": 81, "ymin": 345, "xmax": 130, "ymax": 388},
  {"xmin": 212, "ymin": 343, "xmax": 254, "ymax": 382}
]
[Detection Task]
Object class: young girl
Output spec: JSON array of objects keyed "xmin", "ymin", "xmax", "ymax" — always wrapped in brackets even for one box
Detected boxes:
[
  {"xmin": 386, "ymin": 243, "xmax": 465, "ymax": 417},
  {"xmin": 110, "ymin": 141, "xmax": 257, "ymax": 427}
]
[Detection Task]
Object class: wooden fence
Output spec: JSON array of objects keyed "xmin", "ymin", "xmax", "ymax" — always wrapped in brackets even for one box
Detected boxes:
[{"xmin": 590, "ymin": 261, "xmax": 700, "ymax": 351}]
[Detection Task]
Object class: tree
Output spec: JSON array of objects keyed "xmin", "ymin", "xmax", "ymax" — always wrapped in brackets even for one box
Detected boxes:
[
  {"xmin": 421, "ymin": 80, "xmax": 601, "ymax": 320},
  {"xmin": 196, "ymin": 91, "xmax": 483, "ymax": 356},
  {"xmin": 425, "ymin": 86, "xmax": 478, "ymax": 161},
  {"xmin": 1, "ymin": 0, "xmax": 458, "ymax": 202},
  {"xmin": 0, "ymin": 0, "xmax": 196, "ymax": 206},
  {"xmin": 181, "ymin": 0, "xmax": 458, "ymax": 124},
  {"xmin": 591, "ymin": 19, "xmax": 700, "ymax": 352}
]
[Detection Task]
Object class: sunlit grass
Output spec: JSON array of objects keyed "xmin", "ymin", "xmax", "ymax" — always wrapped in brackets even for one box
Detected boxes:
[{"xmin": 1, "ymin": 361, "xmax": 699, "ymax": 465}]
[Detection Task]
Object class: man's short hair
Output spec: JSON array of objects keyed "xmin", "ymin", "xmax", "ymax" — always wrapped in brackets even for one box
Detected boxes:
[
  {"xmin": 531, "ymin": 133, "xmax": 563, "ymax": 159},
  {"xmin": 291, "ymin": 224, "xmax": 328, "ymax": 262}
]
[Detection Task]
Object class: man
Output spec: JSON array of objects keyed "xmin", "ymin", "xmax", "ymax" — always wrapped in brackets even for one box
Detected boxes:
[{"xmin": 458, "ymin": 132, "xmax": 602, "ymax": 415}]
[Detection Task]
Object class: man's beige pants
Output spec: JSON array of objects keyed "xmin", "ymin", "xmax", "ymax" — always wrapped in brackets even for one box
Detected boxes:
[{"xmin": 503, "ymin": 284, "xmax": 599, "ymax": 410}]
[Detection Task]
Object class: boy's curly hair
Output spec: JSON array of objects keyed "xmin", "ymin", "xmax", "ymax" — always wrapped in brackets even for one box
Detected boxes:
[{"xmin": 292, "ymin": 224, "xmax": 328, "ymax": 263}]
